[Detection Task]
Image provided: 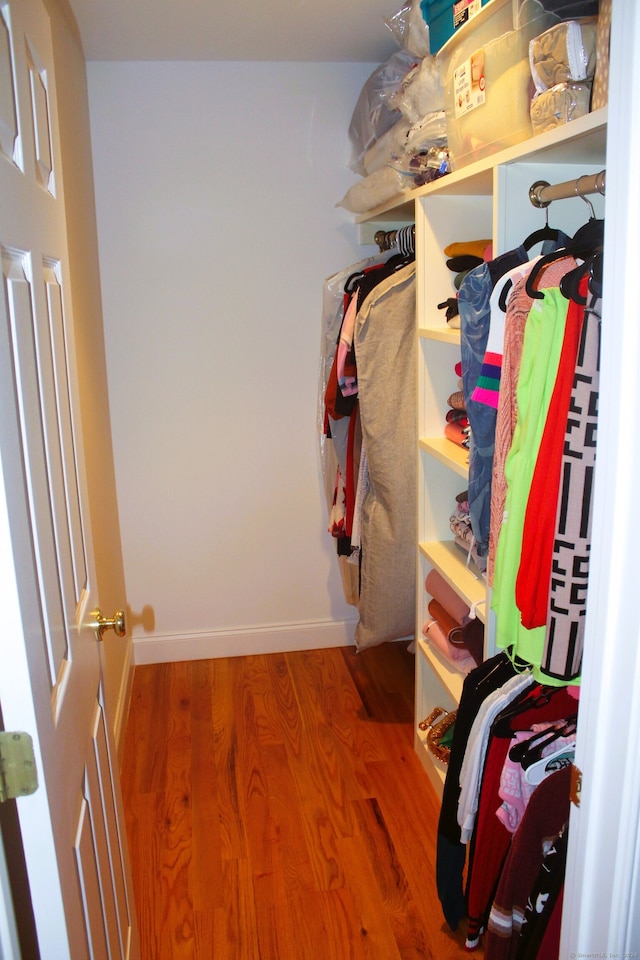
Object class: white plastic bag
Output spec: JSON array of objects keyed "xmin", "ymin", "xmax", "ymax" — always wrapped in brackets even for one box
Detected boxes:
[
  {"xmin": 530, "ymin": 81, "xmax": 592, "ymax": 134},
  {"xmin": 336, "ymin": 167, "xmax": 408, "ymax": 215},
  {"xmin": 348, "ymin": 49, "xmax": 420, "ymax": 175},
  {"xmin": 388, "ymin": 54, "xmax": 445, "ymax": 123},
  {"xmin": 385, "ymin": 0, "xmax": 431, "ymax": 59},
  {"xmin": 529, "ymin": 18, "xmax": 598, "ymax": 94}
]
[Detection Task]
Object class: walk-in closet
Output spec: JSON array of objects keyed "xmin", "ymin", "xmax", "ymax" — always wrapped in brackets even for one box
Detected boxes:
[
  {"xmin": 1, "ymin": 0, "xmax": 639, "ymax": 957},
  {"xmin": 322, "ymin": 0, "xmax": 639, "ymax": 954}
]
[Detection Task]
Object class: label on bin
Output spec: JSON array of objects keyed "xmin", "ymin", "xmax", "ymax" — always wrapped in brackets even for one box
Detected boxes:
[
  {"xmin": 453, "ymin": 48, "xmax": 486, "ymax": 118},
  {"xmin": 453, "ymin": 0, "xmax": 482, "ymax": 30}
]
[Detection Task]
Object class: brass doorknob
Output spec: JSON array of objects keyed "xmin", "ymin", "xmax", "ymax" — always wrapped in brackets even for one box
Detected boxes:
[{"xmin": 92, "ymin": 608, "xmax": 126, "ymax": 640}]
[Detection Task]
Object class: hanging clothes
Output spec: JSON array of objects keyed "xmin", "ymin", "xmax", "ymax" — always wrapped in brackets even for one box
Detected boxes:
[
  {"xmin": 462, "ymin": 683, "xmax": 577, "ymax": 950},
  {"xmin": 319, "ymin": 243, "xmax": 417, "ymax": 642},
  {"xmin": 487, "ymin": 255, "xmax": 578, "ymax": 585},
  {"xmin": 539, "ymin": 287, "xmax": 600, "ymax": 681},
  {"xmin": 320, "ymin": 253, "xmax": 388, "ymax": 576},
  {"xmin": 458, "ymin": 232, "xmax": 570, "ymax": 560},
  {"xmin": 484, "ymin": 767, "xmax": 571, "ymax": 960},
  {"xmin": 435, "ymin": 187, "xmax": 603, "ymax": 956},
  {"xmin": 354, "ymin": 260, "xmax": 417, "ymax": 649},
  {"xmin": 492, "ymin": 270, "xmax": 600, "ymax": 684},
  {"xmin": 436, "ymin": 652, "xmax": 519, "ymax": 931}
]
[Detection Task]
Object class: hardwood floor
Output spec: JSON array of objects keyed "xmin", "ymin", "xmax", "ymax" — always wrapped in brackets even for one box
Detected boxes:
[{"xmin": 120, "ymin": 641, "xmax": 473, "ymax": 959}]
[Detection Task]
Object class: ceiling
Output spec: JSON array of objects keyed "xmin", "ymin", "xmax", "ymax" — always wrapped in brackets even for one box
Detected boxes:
[{"xmin": 66, "ymin": 0, "xmax": 404, "ymax": 63}]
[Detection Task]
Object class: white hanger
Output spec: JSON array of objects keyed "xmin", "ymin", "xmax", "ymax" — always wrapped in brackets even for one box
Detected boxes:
[{"xmin": 525, "ymin": 741, "xmax": 576, "ymax": 786}]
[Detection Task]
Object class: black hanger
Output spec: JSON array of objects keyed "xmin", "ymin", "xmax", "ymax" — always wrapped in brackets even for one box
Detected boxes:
[
  {"xmin": 560, "ymin": 250, "xmax": 604, "ymax": 304},
  {"xmin": 498, "ymin": 278, "xmax": 513, "ymax": 312},
  {"xmin": 344, "ymin": 253, "xmax": 413, "ymax": 311},
  {"xmin": 498, "ymin": 214, "xmax": 565, "ymax": 312},
  {"xmin": 589, "ymin": 251, "xmax": 603, "ymax": 298},
  {"xmin": 522, "ymin": 222, "xmax": 562, "ymax": 252},
  {"xmin": 509, "ymin": 716, "xmax": 577, "ymax": 769},
  {"xmin": 344, "ymin": 270, "xmax": 366, "ymax": 294},
  {"xmin": 525, "ymin": 218, "xmax": 605, "ymax": 300},
  {"xmin": 490, "ymin": 684, "xmax": 548, "ymax": 739},
  {"xmin": 498, "ymin": 275, "xmax": 522, "ymax": 312},
  {"xmin": 559, "ymin": 259, "xmax": 591, "ymax": 305}
]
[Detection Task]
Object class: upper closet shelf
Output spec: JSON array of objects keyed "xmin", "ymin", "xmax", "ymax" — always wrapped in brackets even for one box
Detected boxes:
[{"xmin": 355, "ymin": 107, "xmax": 608, "ymax": 223}]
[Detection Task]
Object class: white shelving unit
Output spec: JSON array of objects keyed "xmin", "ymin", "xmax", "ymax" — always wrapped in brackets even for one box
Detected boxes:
[{"xmin": 357, "ymin": 107, "xmax": 607, "ymax": 797}]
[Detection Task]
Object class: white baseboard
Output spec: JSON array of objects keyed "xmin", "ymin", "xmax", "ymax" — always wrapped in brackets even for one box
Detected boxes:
[{"xmin": 132, "ymin": 617, "xmax": 360, "ymax": 665}]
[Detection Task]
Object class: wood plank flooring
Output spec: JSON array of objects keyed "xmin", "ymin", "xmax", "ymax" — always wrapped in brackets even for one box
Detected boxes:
[{"xmin": 120, "ymin": 641, "xmax": 473, "ymax": 959}]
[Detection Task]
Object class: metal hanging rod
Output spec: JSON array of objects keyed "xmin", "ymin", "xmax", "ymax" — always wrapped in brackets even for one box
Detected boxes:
[
  {"xmin": 374, "ymin": 223, "xmax": 415, "ymax": 254},
  {"xmin": 529, "ymin": 170, "xmax": 606, "ymax": 208}
]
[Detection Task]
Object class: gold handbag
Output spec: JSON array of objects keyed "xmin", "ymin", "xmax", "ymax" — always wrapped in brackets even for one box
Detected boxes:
[{"xmin": 418, "ymin": 707, "xmax": 457, "ymax": 765}]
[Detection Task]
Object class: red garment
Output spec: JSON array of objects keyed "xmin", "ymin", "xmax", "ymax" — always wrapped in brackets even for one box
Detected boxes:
[
  {"xmin": 534, "ymin": 886, "xmax": 564, "ymax": 960},
  {"xmin": 515, "ymin": 278, "xmax": 588, "ymax": 628},
  {"xmin": 484, "ymin": 768, "xmax": 570, "ymax": 960}
]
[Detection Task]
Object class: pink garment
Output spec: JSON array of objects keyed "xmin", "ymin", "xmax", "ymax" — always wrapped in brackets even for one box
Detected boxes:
[
  {"xmin": 422, "ymin": 620, "xmax": 477, "ymax": 674},
  {"xmin": 336, "ymin": 295, "xmax": 359, "ymax": 396},
  {"xmin": 425, "ymin": 569, "xmax": 472, "ymax": 624},
  {"xmin": 497, "ymin": 725, "xmax": 576, "ymax": 833},
  {"xmin": 488, "ymin": 257, "xmax": 577, "ymax": 585}
]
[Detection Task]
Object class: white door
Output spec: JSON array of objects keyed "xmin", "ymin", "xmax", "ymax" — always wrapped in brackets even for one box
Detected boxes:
[{"xmin": 0, "ymin": 0, "xmax": 139, "ymax": 957}]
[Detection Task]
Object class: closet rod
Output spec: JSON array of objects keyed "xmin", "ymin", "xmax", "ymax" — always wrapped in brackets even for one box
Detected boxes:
[
  {"xmin": 529, "ymin": 169, "xmax": 606, "ymax": 208},
  {"xmin": 374, "ymin": 228, "xmax": 398, "ymax": 251},
  {"xmin": 374, "ymin": 223, "xmax": 415, "ymax": 253}
]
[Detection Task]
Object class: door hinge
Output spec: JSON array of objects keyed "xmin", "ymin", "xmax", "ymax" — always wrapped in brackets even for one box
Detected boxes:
[
  {"xmin": 570, "ymin": 762, "xmax": 582, "ymax": 807},
  {"xmin": 0, "ymin": 731, "xmax": 39, "ymax": 803}
]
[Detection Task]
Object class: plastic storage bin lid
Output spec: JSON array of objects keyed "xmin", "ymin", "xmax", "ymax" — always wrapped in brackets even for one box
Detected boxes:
[
  {"xmin": 436, "ymin": 0, "xmax": 517, "ymax": 59},
  {"xmin": 422, "ymin": 0, "xmax": 495, "ymax": 56}
]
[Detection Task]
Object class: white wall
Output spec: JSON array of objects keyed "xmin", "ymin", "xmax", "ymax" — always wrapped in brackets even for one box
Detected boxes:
[{"xmin": 87, "ymin": 61, "xmax": 378, "ymax": 662}]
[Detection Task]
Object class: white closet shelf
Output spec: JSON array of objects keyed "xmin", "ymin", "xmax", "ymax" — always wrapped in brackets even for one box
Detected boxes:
[
  {"xmin": 418, "ymin": 324, "xmax": 460, "ymax": 345},
  {"xmin": 414, "ymin": 635, "xmax": 465, "ymax": 793},
  {"xmin": 419, "ymin": 437, "xmax": 469, "ymax": 478},
  {"xmin": 419, "ymin": 540, "xmax": 487, "ymax": 622},
  {"xmin": 355, "ymin": 106, "xmax": 608, "ymax": 223},
  {"xmin": 417, "ymin": 636, "xmax": 465, "ymax": 704}
]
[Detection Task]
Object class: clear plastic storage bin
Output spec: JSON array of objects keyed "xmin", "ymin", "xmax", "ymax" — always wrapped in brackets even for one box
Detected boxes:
[{"xmin": 437, "ymin": 0, "xmax": 557, "ymax": 168}]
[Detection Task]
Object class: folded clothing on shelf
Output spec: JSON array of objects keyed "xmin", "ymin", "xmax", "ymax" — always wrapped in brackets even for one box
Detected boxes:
[
  {"xmin": 445, "ymin": 420, "xmax": 470, "ymax": 448},
  {"xmin": 428, "ymin": 598, "xmax": 484, "ymax": 665},
  {"xmin": 422, "ymin": 618, "xmax": 478, "ymax": 673},
  {"xmin": 530, "ymin": 81, "xmax": 592, "ymax": 134},
  {"xmin": 425, "ymin": 567, "xmax": 472, "ymax": 624}
]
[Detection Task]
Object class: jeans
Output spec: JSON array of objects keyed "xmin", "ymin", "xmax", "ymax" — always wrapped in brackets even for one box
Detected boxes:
[{"xmin": 459, "ymin": 263, "xmax": 496, "ymax": 557}]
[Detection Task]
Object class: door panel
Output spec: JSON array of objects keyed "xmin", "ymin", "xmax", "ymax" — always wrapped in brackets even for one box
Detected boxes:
[
  {"xmin": 3, "ymin": 247, "xmax": 72, "ymax": 678},
  {"xmin": 0, "ymin": 6, "xmax": 18, "ymax": 165},
  {"xmin": 88, "ymin": 698, "xmax": 132, "ymax": 959},
  {"xmin": 0, "ymin": 0, "xmax": 139, "ymax": 956},
  {"xmin": 25, "ymin": 36, "xmax": 53, "ymax": 193}
]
